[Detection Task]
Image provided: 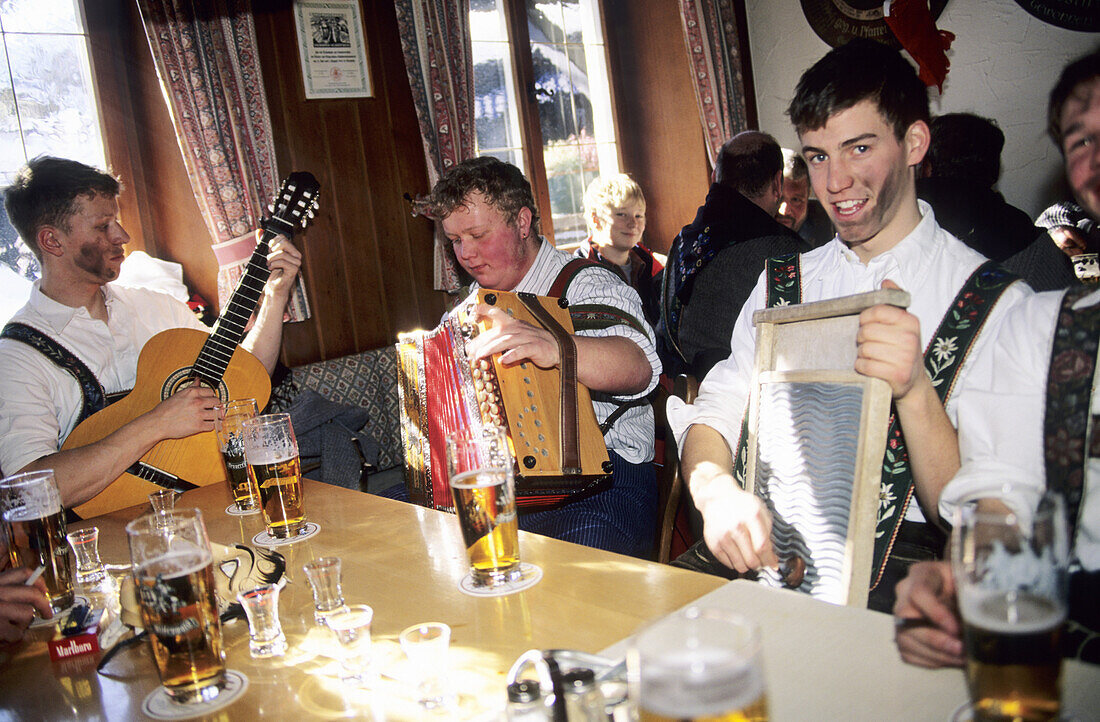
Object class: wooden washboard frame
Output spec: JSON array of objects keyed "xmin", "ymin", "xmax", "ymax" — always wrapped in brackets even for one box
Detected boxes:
[{"xmin": 743, "ymin": 288, "xmax": 908, "ymax": 607}]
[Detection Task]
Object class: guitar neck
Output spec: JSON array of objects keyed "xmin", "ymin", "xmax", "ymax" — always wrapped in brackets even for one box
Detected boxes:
[{"xmin": 191, "ymin": 225, "xmax": 281, "ymax": 387}]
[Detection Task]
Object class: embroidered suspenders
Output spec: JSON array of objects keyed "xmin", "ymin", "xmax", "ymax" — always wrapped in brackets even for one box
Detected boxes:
[
  {"xmin": 1043, "ymin": 286, "xmax": 1100, "ymax": 549},
  {"xmin": 1, "ymin": 322, "xmax": 117, "ymax": 424},
  {"xmin": 734, "ymin": 258, "xmax": 1018, "ymax": 589}
]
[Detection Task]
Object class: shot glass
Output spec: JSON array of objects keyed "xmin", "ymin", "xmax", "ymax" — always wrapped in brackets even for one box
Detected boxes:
[
  {"xmin": 66, "ymin": 526, "xmax": 106, "ymax": 585},
  {"xmin": 237, "ymin": 584, "xmax": 287, "ymax": 658},
  {"xmin": 148, "ymin": 489, "xmax": 179, "ymax": 521},
  {"xmin": 303, "ymin": 557, "xmax": 348, "ymax": 626},
  {"xmin": 399, "ymin": 622, "xmax": 453, "ymax": 709},
  {"xmin": 327, "ymin": 605, "xmax": 374, "ymax": 686},
  {"xmin": 214, "ymin": 399, "xmax": 261, "ymax": 512}
]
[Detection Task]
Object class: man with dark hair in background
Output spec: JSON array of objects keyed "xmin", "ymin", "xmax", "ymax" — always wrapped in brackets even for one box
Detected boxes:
[
  {"xmin": 658, "ymin": 131, "xmax": 807, "ymax": 380},
  {"xmin": 916, "ymin": 112, "xmax": 1038, "ymax": 262},
  {"xmin": 668, "ymin": 39, "xmax": 1031, "ymax": 612}
]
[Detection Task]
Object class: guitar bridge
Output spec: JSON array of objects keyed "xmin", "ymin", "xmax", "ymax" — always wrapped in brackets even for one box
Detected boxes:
[{"xmin": 127, "ymin": 462, "xmax": 198, "ymax": 493}]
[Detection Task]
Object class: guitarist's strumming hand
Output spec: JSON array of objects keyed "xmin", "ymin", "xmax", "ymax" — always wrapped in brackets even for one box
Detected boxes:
[{"xmin": 146, "ymin": 383, "xmax": 220, "ymax": 440}]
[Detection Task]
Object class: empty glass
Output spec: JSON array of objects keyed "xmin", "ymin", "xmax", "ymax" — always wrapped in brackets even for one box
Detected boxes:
[
  {"xmin": 399, "ymin": 622, "xmax": 453, "ymax": 709},
  {"xmin": 328, "ymin": 604, "xmax": 374, "ymax": 685},
  {"xmin": 66, "ymin": 526, "xmax": 105, "ymax": 585},
  {"xmin": 303, "ymin": 557, "xmax": 347, "ymax": 626},
  {"xmin": 148, "ymin": 489, "xmax": 179, "ymax": 522},
  {"xmin": 237, "ymin": 584, "xmax": 287, "ymax": 658}
]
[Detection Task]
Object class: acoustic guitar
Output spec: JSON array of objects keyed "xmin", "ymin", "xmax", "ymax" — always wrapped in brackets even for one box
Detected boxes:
[{"xmin": 65, "ymin": 172, "xmax": 320, "ymax": 518}]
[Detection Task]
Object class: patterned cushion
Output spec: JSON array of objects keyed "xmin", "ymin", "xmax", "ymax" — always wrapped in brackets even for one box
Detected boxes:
[{"xmin": 290, "ymin": 347, "xmax": 401, "ymax": 470}]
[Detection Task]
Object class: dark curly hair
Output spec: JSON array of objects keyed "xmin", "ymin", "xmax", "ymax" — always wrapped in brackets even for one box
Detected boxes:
[
  {"xmin": 787, "ymin": 38, "xmax": 930, "ymax": 141},
  {"xmin": 418, "ymin": 156, "xmax": 540, "ymax": 237},
  {"xmin": 4, "ymin": 156, "xmax": 120, "ymax": 261}
]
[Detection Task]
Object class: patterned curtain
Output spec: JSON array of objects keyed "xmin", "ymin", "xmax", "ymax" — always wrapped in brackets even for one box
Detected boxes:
[
  {"xmin": 137, "ymin": 0, "xmax": 310, "ymax": 321},
  {"xmin": 678, "ymin": 0, "xmax": 751, "ymax": 167},
  {"xmin": 394, "ymin": 0, "xmax": 476, "ymax": 293}
]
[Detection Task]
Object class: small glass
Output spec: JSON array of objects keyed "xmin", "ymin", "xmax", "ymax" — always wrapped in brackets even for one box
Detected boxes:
[
  {"xmin": 0, "ymin": 469, "xmax": 74, "ymax": 614},
  {"xmin": 629, "ymin": 606, "xmax": 768, "ymax": 721},
  {"xmin": 446, "ymin": 426, "xmax": 520, "ymax": 587},
  {"xmin": 237, "ymin": 584, "xmax": 287, "ymax": 658},
  {"xmin": 148, "ymin": 489, "xmax": 179, "ymax": 519},
  {"xmin": 303, "ymin": 557, "xmax": 347, "ymax": 626},
  {"xmin": 327, "ymin": 604, "xmax": 374, "ymax": 686},
  {"xmin": 66, "ymin": 526, "xmax": 106, "ymax": 585},
  {"xmin": 399, "ymin": 622, "xmax": 453, "ymax": 709},
  {"xmin": 215, "ymin": 399, "xmax": 261, "ymax": 512}
]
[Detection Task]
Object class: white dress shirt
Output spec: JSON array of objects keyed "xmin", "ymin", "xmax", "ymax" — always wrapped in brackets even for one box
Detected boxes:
[
  {"xmin": 667, "ymin": 201, "xmax": 1033, "ymax": 523},
  {"xmin": 0, "ymin": 282, "xmax": 206, "ymax": 475},
  {"xmin": 940, "ymin": 289, "xmax": 1100, "ymax": 570}
]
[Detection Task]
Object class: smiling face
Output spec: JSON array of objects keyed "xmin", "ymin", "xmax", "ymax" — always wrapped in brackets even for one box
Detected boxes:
[
  {"xmin": 799, "ymin": 100, "xmax": 928, "ymax": 262},
  {"xmin": 1059, "ymin": 77, "xmax": 1100, "ymax": 222},
  {"xmin": 45, "ymin": 192, "xmax": 129, "ymax": 283},
  {"xmin": 775, "ymin": 176, "xmax": 808, "ymax": 230},
  {"xmin": 441, "ymin": 192, "xmax": 538, "ymax": 291},
  {"xmin": 596, "ymin": 200, "xmax": 646, "ymax": 255}
]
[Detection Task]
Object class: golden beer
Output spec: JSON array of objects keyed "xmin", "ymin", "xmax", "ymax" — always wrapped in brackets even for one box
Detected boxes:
[
  {"xmin": 135, "ymin": 550, "xmax": 225, "ymax": 703},
  {"xmin": 638, "ymin": 648, "xmax": 769, "ymax": 722},
  {"xmin": 961, "ymin": 590, "xmax": 1064, "ymax": 722},
  {"xmin": 450, "ymin": 469, "xmax": 519, "ymax": 584},
  {"xmin": 248, "ymin": 455, "xmax": 306, "ymax": 538},
  {"xmin": 3, "ymin": 509, "xmax": 74, "ymax": 613}
]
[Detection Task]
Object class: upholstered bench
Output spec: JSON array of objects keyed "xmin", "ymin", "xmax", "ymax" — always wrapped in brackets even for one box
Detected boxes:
[{"xmin": 277, "ymin": 346, "xmax": 405, "ymax": 493}]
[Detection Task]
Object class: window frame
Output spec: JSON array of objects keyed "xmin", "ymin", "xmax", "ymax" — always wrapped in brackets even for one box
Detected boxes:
[{"xmin": 491, "ymin": 0, "xmax": 624, "ymax": 247}]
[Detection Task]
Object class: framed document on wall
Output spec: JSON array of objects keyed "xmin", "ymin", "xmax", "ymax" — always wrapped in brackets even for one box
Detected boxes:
[{"xmin": 293, "ymin": 0, "xmax": 374, "ymax": 99}]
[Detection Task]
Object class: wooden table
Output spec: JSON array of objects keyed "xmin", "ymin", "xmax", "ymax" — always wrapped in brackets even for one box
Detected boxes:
[
  {"xmin": 0, "ymin": 480, "xmax": 725, "ymax": 720},
  {"xmin": 1, "ymin": 481, "xmax": 1096, "ymax": 720}
]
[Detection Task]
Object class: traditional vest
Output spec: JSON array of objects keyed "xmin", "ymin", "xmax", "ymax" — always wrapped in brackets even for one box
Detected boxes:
[{"xmin": 735, "ymin": 254, "xmax": 1018, "ymax": 590}]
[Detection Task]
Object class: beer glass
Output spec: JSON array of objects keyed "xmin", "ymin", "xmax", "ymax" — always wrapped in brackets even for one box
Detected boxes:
[
  {"xmin": 242, "ymin": 414, "xmax": 306, "ymax": 539},
  {"xmin": 629, "ymin": 606, "xmax": 768, "ymax": 722},
  {"xmin": 952, "ymin": 493, "xmax": 1069, "ymax": 722},
  {"xmin": 214, "ymin": 398, "xmax": 261, "ymax": 512},
  {"xmin": 0, "ymin": 469, "xmax": 74, "ymax": 614},
  {"xmin": 126, "ymin": 508, "xmax": 226, "ymax": 704},
  {"xmin": 445, "ymin": 426, "xmax": 520, "ymax": 587}
]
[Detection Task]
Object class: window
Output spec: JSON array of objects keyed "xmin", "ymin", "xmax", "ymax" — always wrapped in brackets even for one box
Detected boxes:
[
  {"xmin": 470, "ymin": 0, "xmax": 620, "ymax": 247},
  {"xmin": 0, "ymin": 0, "xmax": 106, "ymax": 280}
]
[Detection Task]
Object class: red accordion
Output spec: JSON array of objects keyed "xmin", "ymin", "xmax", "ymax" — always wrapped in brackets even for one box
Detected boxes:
[{"xmin": 395, "ymin": 289, "xmax": 611, "ymax": 512}]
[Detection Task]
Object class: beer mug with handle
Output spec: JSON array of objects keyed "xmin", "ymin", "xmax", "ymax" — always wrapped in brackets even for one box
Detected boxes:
[
  {"xmin": 952, "ymin": 492, "xmax": 1070, "ymax": 722},
  {"xmin": 0, "ymin": 469, "xmax": 74, "ymax": 614},
  {"xmin": 126, "ymin": 508, "xmax": 227, "ymax": 704},
  {"xmin": 446, "ymin": 426, "xmax": 520, "ymax": 587},
  {"xmin": 242, "ymin": 413, "xmax": 306, "ymax": 539}
]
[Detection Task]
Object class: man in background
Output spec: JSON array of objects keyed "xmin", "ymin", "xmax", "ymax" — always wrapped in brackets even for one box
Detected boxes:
[
  {"xmin": 776, "ymin": 148, "xmax": 833, "ymax": 249},
  {"xmin": 658, "ymin": 131, "xmax": 806, "ymax": 379}
]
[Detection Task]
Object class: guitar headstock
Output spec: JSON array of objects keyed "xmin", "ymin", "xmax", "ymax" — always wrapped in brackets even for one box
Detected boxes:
[{"xmin": 266, "ymin": 171, "xmax": 320, "ymax": 233}]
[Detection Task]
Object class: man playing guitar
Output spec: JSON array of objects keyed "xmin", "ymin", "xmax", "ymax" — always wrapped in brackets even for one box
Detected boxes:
[{"xmin": 0, "ymin": 156, "xmax": 302, "ymax": 508}]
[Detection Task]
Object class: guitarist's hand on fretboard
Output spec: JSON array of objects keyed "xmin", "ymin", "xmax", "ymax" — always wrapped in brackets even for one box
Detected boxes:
[{"xmin": 261, "ymin": 233, "xmax": 303, "ymax": 303}]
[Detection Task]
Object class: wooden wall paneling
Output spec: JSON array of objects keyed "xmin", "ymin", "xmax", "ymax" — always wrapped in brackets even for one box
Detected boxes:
[
  {"xmin": 252, "ymin": 0, "xmax": 443, "ymax": 366},
  {"xmin": 602, "ymin": 0, "xmax": 711, "ymax": 254}
]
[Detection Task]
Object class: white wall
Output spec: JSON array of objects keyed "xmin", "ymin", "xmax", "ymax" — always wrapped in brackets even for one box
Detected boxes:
[{"xmin": 745, "ymin": 0, "xmax": 1099, "ymax": 218}]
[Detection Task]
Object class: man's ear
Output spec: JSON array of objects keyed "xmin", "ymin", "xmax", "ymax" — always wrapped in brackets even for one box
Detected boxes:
[
  {"xmin": 36, "ymin": 227, "xmax": 64, "ymax": 258},
  {"xmin": 516, "ymin": 206, "xmax": 533, "ymax": 240},
  {"xmin": 772, "ymin": 170, "xmax": 783, "ymax": 199},
  {"xmin": 905, "ymin": 120, "xmax": 931, "ymax": 168},
  {"xmin": 589, "ymin": 209, "xmax": 606, "ymax": 232}
]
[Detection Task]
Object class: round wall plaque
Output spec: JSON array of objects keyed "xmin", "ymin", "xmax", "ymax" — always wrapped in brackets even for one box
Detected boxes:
[
  {"xmin": 799, "ymin": 0, "xmax": 950, "ymax": 48},
  {"xmin": 1013, "ymin": 1, "xmax": 1100, "ymax": 32}
]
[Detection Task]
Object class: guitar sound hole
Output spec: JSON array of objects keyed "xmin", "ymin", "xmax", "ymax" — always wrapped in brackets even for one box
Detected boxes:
[{"xmin": 161, "ymin": 367, "xmax": 228, "ymax": 401}]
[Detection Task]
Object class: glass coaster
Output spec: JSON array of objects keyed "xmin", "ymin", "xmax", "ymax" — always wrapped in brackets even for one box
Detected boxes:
[
  {"xmin": 252, "ymin": 522, "xmax": 320, "ymax": 548},
  {"xmin": 30, "ymin": 594, "xmax": 89, "ymax": 629},
  {"xmin": 225, "ymin": 503, "xmax": 261, "ymax": 516},
  {"xmin": 458, "ymin": 562, "xmax": 542, "ymax": 597},
  {"xmin": 142, "ymin": 669, "xmax": 248, "ymax": 719}
]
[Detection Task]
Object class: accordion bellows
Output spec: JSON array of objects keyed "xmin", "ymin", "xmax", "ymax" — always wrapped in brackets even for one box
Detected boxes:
[{"xmin": 396, "ymin": 289, "xmax": 611, "ymax": 512}]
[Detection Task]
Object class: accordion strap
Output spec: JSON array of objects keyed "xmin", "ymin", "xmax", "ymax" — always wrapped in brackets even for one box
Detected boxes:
[{"xmin": 518, "ymin": 292, "xmax": 582, "ymax": 475}]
